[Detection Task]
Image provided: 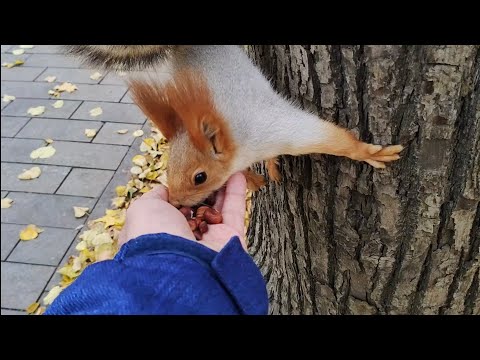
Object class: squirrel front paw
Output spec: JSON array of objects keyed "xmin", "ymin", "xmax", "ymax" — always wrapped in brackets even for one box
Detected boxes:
[
  {"xmin": 266, "ymin": 158, "xmax": 281, "ymax": 183},
  {"xmin": 353, "ymin": 143, "xmax": 404, "ymax": 169},
  {"xmin": 243, "ymin": 169, "xmax": 267, "ymax": 191}
]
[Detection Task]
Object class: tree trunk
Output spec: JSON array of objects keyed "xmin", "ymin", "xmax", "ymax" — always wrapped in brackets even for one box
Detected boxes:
[{"xmin": 245, "ymin": 45, "xmax": 479, "ymax": 315}]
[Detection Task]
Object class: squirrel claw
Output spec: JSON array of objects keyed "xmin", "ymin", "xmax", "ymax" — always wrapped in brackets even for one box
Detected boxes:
[{"xmin": 359, "ymin": 144, "xmax": 404, "ymax": 169}]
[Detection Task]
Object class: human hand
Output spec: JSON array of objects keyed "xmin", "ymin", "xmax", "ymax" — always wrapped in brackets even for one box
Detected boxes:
[{"xmin": 117, "ymin": 172, "xmax": 247, "ymax": 252}]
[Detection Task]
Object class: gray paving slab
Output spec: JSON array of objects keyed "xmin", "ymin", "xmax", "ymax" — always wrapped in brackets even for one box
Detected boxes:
[
  {"xmin": 1, "ymin": 116, "xmax": 30, "ymax": 137},
  {"xmin": 1, "ymin": 162, "xmax": 71, "ymax": 194},
  {"xmin": 57, "ymin": 168, "xmax": 114, "ymax": 198},
  {"xmin": 71, "ymin": 101, "xmax": 146, "ymax": 124},
  {"xmin": 0, "ymin": 192, "xmax": 96, "ymax": 228},
  {"xmin": 1, "ymin": 262, "xmax": 55, "ymax": 309},
  {"xmin": 8, "ymin": 227, "xmax": 79, "ymax": 266},
  {"xmin": 1, "ymin": 138, "xmax": 128, "ymax": 170},
  {"xmin": 16, "ymin": 117, "xmax": 102, "ymax": 142}
]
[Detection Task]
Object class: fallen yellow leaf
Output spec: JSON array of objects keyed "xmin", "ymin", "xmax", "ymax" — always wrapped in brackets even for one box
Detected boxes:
[
  {"xmin": 89, "ymin": 107, "xmax": 103, "ymax": 117},
  {"xmin": 27, "ymin": 106, "xmax": 46, "ymax": 116},
  {"xmin": 115, "ymin": 185, "xmax": 127, "ymax": 197},
  {"xmin": 116, "ymin": 129, "xmax": 129, "ymax": 134},
  {"xmin": 44, "ymin": 75, "xmax": 57, "ymax": 83},
  {"xmin": 34, "ymin": 307, "xmax": 46, "ymax": 315},
  {"xmin": 54, "ymin": 82, "xmax": 78, "ymax": 93},
  {"xmin": 145, "ymin": 170, "xmax": 159, "ymax": 181},
  {"xmin": 140, "ymin": 186, "xmax": 151, "ymax": 193},
  {"xmin": 130, "ymin": 166, "xmax": 142, "ymax": 175},
  {"xmin": 111, "ymin": 197, "xmax": 125, "ymax": 209},
  {"xmin": 2, "ymin": 60, "xmax": 24, "ymax": 68},
  {"xmin": 30, "ymin": 145, "xmax": 56, "ymax": 159},
  {"xmin": 84, "ymin": 129, "xmax": 97, "ymax": 138},
  {"xmin": 52, "ymin": 100, "xmax": 64, "ymax": 109},
  {"xmin": 19, "ymin": 224, "xmax": 44, "ymax": 241},
  {"xmin": 2, "ymin": 94, "xmax": 16, "ymax": 103},
  {"xmin": 12, "ymin": 49, "xmax": 25, "ymax": 55},
  {"xmin": 90, "ymin": 72, "xmax": 103, "ymax": 80},
  {"xmin": 71, "ymin": 256, "xmax": 82, "ymax": 272},
  {"xmin": 1, "ymin": 198, "xmax": 14, "ymax": 208},
  {"xmin": 73, "ymin": 206, "xmax": 89, "ymax": 218},
  {"xmin": 18, "ymin": 166, "xmax": 42, "ymax": 180},
  {"xmin": 45, "ymin": 138, "xmax": 54, "ymax": 144},
  {"xmin": 132, "ymin": 129, "xmax": 144, "ymax": 137},
  {"xmin": 26, "ymin": 302, "xmax": 40, "ymax": 314},
  {"xmin": 132, "ymin": 155, "xmax": 147, "ymax": 167},
  {"xmin": 19, "ymin": 45, "xmax": 34, "ymax": 49},
  {"xmin": 95, "ymin": 243, "xmax": 115, "ymax": 261},
  {"xmin": 43, "ymin": 286, "xmax": 63, "ymax": 305}
]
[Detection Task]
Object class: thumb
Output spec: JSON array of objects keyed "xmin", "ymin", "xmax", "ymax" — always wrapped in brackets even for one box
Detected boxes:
[{"xmin": 137, "ymin": 184, "xmax": 169, "ymax": 202}]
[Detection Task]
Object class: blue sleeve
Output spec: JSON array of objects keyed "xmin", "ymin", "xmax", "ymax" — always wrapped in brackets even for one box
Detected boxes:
[{"xmin": 44, "ymin": 233, "xmax": 268, "ymax": 315}]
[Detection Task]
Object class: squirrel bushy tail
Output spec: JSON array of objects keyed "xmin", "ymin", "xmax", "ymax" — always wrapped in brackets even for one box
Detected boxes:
[{"xmin": 62, "ymin": 45, "xmax": 187, "ymax": 71}]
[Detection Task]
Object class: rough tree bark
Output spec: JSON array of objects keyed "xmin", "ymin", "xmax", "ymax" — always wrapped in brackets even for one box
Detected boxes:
[{"xmin": 245, "ymin": 45, "xmax": 479, "ymax": 315}]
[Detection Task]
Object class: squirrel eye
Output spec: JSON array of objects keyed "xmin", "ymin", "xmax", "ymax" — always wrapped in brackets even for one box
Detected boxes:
[{"xmin": 194, "ymin": 172, "xmax": 207, "ymax": 185}]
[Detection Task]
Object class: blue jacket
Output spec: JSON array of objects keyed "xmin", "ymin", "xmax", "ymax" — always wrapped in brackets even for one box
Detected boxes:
[{"xmin": 45, "ymin": 233, "xmax": 269, "ymax": 315}]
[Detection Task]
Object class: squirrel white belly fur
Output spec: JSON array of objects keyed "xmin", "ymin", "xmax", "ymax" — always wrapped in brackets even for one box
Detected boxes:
[{"xmin": 65, "ymin": 45, "xmax": 404, "ymax": 207}]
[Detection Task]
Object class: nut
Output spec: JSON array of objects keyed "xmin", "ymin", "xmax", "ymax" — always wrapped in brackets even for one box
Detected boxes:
[
  {"xmin": 198, "ymin": 221, "xmax": 208, "ymax": 234},
  {"xmin": 195, "ymin": 206, "xmax": 210, "ymax": 220},
  {"xmin": 193, "ymin": 230, "xmax": 202, "ymax": 241},
  {"xmin": 204, "ymin": 208, "xmax": 223, "ymax": 224},
  {"xmin": 187, "ymin": 219, "xmax": 197, "ymax": 231}
]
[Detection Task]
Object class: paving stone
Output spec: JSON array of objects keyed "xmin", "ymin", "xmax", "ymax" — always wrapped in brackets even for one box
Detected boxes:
[
  {"xmin": 1, "ymin": 116, "xmax": 30, "ymax": 137},
  {"xmin": 16, "ymin": 117, "xmax": 102, "ymax": 142},
  {"xmin": 45, "ymin": 234, "xmax": 82, "ymax": 291},
  {"xmin": 1, "ymin": 262, "xmax": 55, "ymax": 309},
  {"xmin": 1, "ymin": 309, "xmax": 26, "ymax": 315},
  {"xmin": 1, "ymin": 81, "xmax": 53, "ymax": 99},
  {"xmin": 35, "ymin": 67, "xmax": 105, "ymax": 84},
  {"xmin": 120, "ymin": 91, "xmax": 134, "ymax": 103},
  {"xmin": 57, "ymin": 168, "xmax": 114, "ymax": 198},
  {"xmin": 1, "ymin": 53, "xmax": 31, "ymax": 64},
  {"xmin": 1, "ymin": 192, "xmax": 7, "ymax": 198},
  {"xmin": 1, "ymin": 138, "xmax": 128, "ymax": 170},
  {"xmin": 23, "ymin": 54, "xmax": 80, "ymax": 68},
  {"xmin": 1, "ymin": 98, "xmax": 82, "ymax": 119},
  {"xmin": 1, "ymin": 162, "xmax": 71, "ymax": 194},
  {"xmin": 1, "ymin": 45, "xmax": 13, "ymax": 53},
  {"xmin": 1, "ymin": 100, "xmax": 10, "ymax": 110},
  {"xmin": 15, "ymin": 45, "xmax": 63, "ymax": 54},
  {"xmin": 93, "ymin": 123, "xmax": 142, "ymax": 145},
  {"xmin": 59, "ymin": 84, "xmax": 127, "ymax": 102},
  {"xmin": 0, "ymin": 192, "xmax": 96, "ymax": 228},
  {"xmin": 1, "ymin": 67, "xmax": 46, "ymax": 81},
  {"xmin": 1, "ymin": 223, "xmax": 21, "ymax": 260},
  {"xmin": 100, "ymin": 72, "xmax": 127, "ymax": 85},
  {"xmin": 71, "ymin": 101, "xmax": 145, "ymax": 124},
  {"xmin": 8, "ymin": 227, "xmax": 79, "ymax": 266}
]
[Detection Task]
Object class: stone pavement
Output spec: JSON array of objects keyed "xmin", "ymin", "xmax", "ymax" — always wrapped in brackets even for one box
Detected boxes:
[{"xmin": 1, "ymin": 45, "xmax": 149, "ymax": 314}]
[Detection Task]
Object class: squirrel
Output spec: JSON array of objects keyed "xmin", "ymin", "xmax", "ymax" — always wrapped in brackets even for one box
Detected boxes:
[{"xmin": 65, "ymin": 45, "xmax": 404, "ymax": 207}]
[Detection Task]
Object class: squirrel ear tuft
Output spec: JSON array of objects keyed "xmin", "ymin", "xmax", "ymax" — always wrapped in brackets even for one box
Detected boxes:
[{"xmin": 128, "ymin": 80, "xmax": 181, "ymax": 140}]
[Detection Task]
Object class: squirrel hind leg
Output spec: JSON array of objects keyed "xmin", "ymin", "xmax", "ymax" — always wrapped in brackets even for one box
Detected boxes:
[
  {"xmin": 266, "ymin": 157, "xmax": 281, "ymax": 183},
  {"xmin": 243, "ymin": 170, "xmax": 267, "ymax": 192}
]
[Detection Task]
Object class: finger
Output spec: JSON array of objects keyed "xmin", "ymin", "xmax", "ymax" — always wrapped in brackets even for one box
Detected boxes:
[
  {"xmin": 370, "ymin": 154, "xmax": 401, "ymax": 162},
  {"xmin": 213, "ymin": 187, "xmax": 226, "ymax": 212},
  {"xmin": 375, "ymin": 144, "xmax": 404, "ymax": 156},
  {"xmin": 222, "ymin": 172, "xmax": 247, "ymax": 235},
  {"xmin": 365, "ymin": 159, "xmax": 386, "ymax": 168},
  {"xmin": 136, "ymin": 184, "xmax": 169, "ymax": 202}
]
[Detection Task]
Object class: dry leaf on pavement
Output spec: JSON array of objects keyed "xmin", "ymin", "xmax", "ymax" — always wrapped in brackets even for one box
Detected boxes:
[
  {"xmin": 18, "ymin": 166, "xmax": 42, "ymax": 180},
  {"xmin": 1, "ymin": 198, "xmax": 13, "ymax": 208},
  {"xmin": 2, "ymin": 95, "xmax": 15, "ymax": 103},
  {"xmin": 44, "ymin": 76, "xmax": 57, "ymax": 83},
  {"xmin": 84, "ymin": 129, "xmax": 97, "ymax": 138},
  {"xmin": 52, "ymin": 100, "xmax": 64, "ymax": 109},
  {"xmin": 90, "ymin": 72, "xmax": 103, "ymax": 80},
  {"xmin": 30, "ymin": 146, "xmax": 56, "ymax": 159},
  {"xmin": 116, "ymin": 129, "xmax": 129, "ymax": 134},
  {"xmin": 54, "ymin": 82, "xmax": 78, "ymax": 93},
  {"xmin": 19, "ymin": 224, "xmax": 44, "ymax": 241},
  {"xmin": 12, "ymin": 49, "xmax": 25, "ymax": 55},
  {"xmin": 132, "ymin": 130, "xmax": 144, "ymax": 137},
  {"xmin": 89, "ymin": 107, "xmax": 103, "ymax": 117},
  {"xmin": 27, "ymin": 106, "xmax": 46, "ymax": 116},
  {"xmin": 73, "ymin": 206, "xmax": 89, "ymax": 218},
  {"xmin": 43, "ymin": 286, "xmax": 63, "ymax": 306}
]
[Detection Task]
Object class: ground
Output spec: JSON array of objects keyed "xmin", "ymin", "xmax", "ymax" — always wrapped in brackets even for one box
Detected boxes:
[{"xmin": 1, "ymin": 45, "xmax": 149, "ymax": 315}]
